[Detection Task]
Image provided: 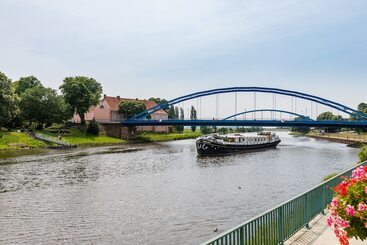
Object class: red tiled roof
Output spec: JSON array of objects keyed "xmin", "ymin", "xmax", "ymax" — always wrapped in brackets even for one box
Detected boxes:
[{"xmin": 104, "ymin": 96, "xmax": 167, "ymax": 114}]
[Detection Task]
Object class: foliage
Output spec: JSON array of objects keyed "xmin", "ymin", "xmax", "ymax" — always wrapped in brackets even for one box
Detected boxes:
[
  {"xmin": 357, "ymin": 103, "xmax": 367, "ymax": 114},
  {"xmin": 60, "ymin": 76, "xmax": 102, "ymax": 124},
  {"xmin": 86, "ymin": 119, "xmax": 100, "ymax": 135},
  {"xmin": 323, "ymin": 173, "xmax": 338, "ymax": 182},
  {"xmin": 317, "ymin": 111, "xmax": 343, "ymax": 133},
  {"xmin": 148, "ymin": 97, "xmax": 168, "ymax": 111},
  {"xmin": 327, "ymin": 166, "xmax": 367, "ymax": 244},
  {"xmin": 167, "ymin": 106, "xmax": 175, "ymax": 119},
  {"xmin": 19, "ymin": 86, "xmax": 66, "ymax": 129},
  {"xmin": 13, "ymin": 76, "xmax": 42, "ymax": 95},
  {"xmin": 0, "ymin": 72, "xmax": 19, "ymax": 128},
  {"xmin": 190, "ymin": 105, "xmax": 197, "ymax": 132},
  {"xmin": 178, "ymin": 107, "xmax": 184, "ymax": 133},
  {"xmin": 135, "ymin": 130, "xmax": 201, "ymax": 142},
  {"xmin": 217, "ymin": 127, "xmax": 229, "ymax": 134},
  {"xmin": 359, "ymin": 146, "xmax": 367, "ymax": 162},
  {"xmin": 0, "ymin": 131, "xmax": 48, "ymax": 150},
  {"xmin": 53, "ymin": 128, "xmax": 125, "ymax": 146},
  {"xmin": 200, "ymin": 126, "xmax": 213, "ymax": 134},
  {"xmin": 235, "ymin": 126, "xmax": 263, "ymax": 133},
  {"xmin": 173, "ymin": 106, "xmax": 181, "ymax": 132},
  {"xmin": 291, "ymin": 116, "xmax": 310, "ymax": 134},
  {"xmin": 118, "ymin": 101, "xmax": 146, "ymax": 118}
]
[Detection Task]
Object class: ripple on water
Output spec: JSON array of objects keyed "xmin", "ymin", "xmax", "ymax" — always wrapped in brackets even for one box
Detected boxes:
[{"xmin": 0, "ymin": 133, "xmax": 359, "ymax": 244}]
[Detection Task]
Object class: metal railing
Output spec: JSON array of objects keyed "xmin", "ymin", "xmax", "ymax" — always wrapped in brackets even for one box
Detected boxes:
[
  {"xmin": 202, "ymin": 161, "xmax": 367, "ymax": 245},
  {"xmin": 34, "ymin": 133, "xmax": 74, "ymax": 147}
]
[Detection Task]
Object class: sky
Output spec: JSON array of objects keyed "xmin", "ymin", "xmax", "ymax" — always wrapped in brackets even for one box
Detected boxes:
[{"xmin": 1, "ymin": 0, "xmax": 366, "ymax": 118}]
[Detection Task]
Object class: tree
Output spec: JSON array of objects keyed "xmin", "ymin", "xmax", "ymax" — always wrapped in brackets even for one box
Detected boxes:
[
  {"xmin": 13, "ymin": 76, "xmax": 42, "ymax": 95},
  {"xmin": 291, "ymin": 116, "xmax": 310, "ymax": 134},
  {"xmin": 178, "ymin": 108, "xmax": 184, "ymax": 132},
  {"xmin": 19, "ymin": 86, "xmax": 66, "ymax": 129},
  {"xmin": 0, "ymin": 72, "xmax": 18, "ymax": 128},
  {"xmin": 87, "ymin": 119, "xmax": 100, "ymax": 135},
  {"xmin": 190, "ymin": 106, "xmax": 197, "ymax": 132},
  {"xmin": 59, "ymin": 76, "xmax": 102, "ymax": 124},
  {"xmin": 173, "ymin": 106, "xmax": 180, "ymax": 132},
  {"xmin": 317, "ymin": 111, "xmax": 336, "ymax": 121},
  {"xmin": 200, "ymin": 126, "xmax": 213, "ymax": 134},
  {"xmin": 217, "ymin": 127, "xmax": 229, "ymax": 134},
  {"xmin": 148, "ymin": 97, "xmax": 168, "ymax": 107},
  {"xmin": 357, "ymin": 103, "xmax": 367, "ymax": 114},
  {"xmin": 118, "ymin": 101, "xmax": 146, "ymax": 118},
  {"xmin": 167, "ymin": 106, "xmax": 175, "ymax": 119},
  {"xmin": 317, "ymin": 111, "xmax": 342, "ymax": 133},
  {"xmin": 359, "ymin": 146, "xmax": 367, "ymax": 162}
]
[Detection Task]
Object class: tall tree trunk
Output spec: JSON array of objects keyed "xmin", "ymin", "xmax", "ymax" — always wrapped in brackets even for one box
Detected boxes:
[{"xmin": 79, "ymin": 113, "xmax": 86, "ymax": 125}]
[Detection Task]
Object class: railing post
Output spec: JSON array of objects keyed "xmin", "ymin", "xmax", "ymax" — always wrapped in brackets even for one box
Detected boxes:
[
  {"xmin": 239, "ymin": 227, "xmax": 244, "ymax": 245},
  {"xmin": 321, "ymin": 185, "xmax": 325, "ymax": 215},
  {"xmin": 304, "ymin": 193, "xmax": 309, "ymax": 229},
  {"xmin": 278, "ymin": 207, "xmax": 284, "ymax": 244}
]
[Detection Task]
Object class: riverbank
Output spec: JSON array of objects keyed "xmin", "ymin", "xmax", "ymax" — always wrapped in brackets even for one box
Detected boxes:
[
  {"xmin": 134, "ymin": 130, "xmax": 201, "ymax": 142},
  {"xmin": 290, "ymin": 131, "xmax": 367, "ymax": 147},
  {"xmin": 0, "ymin": 128, "xmax": 202, "ymax": 158}
]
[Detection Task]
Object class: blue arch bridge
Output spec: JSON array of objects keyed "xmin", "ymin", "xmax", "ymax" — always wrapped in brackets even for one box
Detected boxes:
[{"xmin": 121, "ymin": 87, "xmax": 367, "ymax": 128}]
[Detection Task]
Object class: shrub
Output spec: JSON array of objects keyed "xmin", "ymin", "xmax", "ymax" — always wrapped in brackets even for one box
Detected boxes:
[
  {"xmin": 359, "ymin": 146, "xmax": 367, "ymax": 162},
  {"xmin": 327, "ymin": 165, "xmax": 367, "ymax": 244},
  {"xmin": 86, "ymin": 119, "xmax": 100, "ymax": 135}
]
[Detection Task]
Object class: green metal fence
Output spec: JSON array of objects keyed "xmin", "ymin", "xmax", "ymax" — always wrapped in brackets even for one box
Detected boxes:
[{"xmin": 202, "ymin": 161, "xmax": 367, "ymax": 245}]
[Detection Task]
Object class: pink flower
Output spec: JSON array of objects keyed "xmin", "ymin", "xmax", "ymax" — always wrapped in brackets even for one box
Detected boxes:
[
  {"xmin": 327, "ymin": 216, "xmax": 333, "ymax": 227},
  {"xmin": 340, "ymin": 220, "xmax": 349, "ymax": 228},
  {"xmin": 365, "ymin": 186, "xmax": 367, "ymax": 194},
  {"xmin": 358, "ymin": 203, "xmax": 367, "ymax": 212},
  {"xmin": 331, "ymin": 197, "xmax": 339, "ymax": 207},
  {"xmin": 352, "ymin": 166, "xmax": 366, "ymax": 180},
  {"xmin": 345, "ymin": 204, "xmax": 356, "ymax": 216}
]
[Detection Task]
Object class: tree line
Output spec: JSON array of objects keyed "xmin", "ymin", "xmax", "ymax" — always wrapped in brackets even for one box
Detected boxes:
[
  {"xmin": 291, "ymin": 107, "xmax": 367, "ymax": 134},
  {"xmin": 0, "ymin": 71, "xmax": 102, "ymax": 130}
]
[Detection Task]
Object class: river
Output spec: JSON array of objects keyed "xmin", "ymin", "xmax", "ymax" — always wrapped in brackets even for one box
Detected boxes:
[{"xmin": 0, "ymin": 132, "xmax": 359, "ymax": 244}]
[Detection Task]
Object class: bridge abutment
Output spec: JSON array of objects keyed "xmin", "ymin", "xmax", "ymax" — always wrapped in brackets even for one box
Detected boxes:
[{"xmin": 100, "ymin": 123, "xmax": 136, "ymax": 140}]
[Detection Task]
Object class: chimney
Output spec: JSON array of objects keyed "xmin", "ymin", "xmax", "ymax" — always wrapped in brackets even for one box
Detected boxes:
[
  {"xmin": 117, "ymin": 96, "xmax": 120, "ymax": 100},
  {"xmin": 103, "ymin": 94, "xmax": 106, "ymax": 99}
]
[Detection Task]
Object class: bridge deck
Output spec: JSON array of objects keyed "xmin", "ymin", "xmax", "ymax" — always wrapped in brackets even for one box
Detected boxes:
[{"xmin": 121, "ymin": 119, "xmax": 367, "ymax": 128}]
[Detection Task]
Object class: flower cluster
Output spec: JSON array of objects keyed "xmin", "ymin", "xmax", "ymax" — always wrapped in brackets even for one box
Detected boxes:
[{"xmin": 327, "ymin": 165, "xmax": 367, "ymax": 244}]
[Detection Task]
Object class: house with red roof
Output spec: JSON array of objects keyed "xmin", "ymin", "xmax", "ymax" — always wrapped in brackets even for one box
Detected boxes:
[{"xmin": 72, "ymin": 95, "xmax": 168, "ymax": 133}]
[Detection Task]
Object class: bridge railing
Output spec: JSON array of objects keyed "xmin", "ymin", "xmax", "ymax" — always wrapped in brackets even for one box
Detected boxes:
[{"xmin": 201, "ymin": 160, "xmax": 367, "ymax": 245}]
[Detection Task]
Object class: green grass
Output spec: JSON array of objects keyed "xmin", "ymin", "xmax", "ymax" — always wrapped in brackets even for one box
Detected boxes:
[
  {"xmin": 40, "ymin": 128, "xmax": 126, "ymax": 146},
  {"xmin": 323, "ymin": 172, "xmax": 338, "ymax": 182},
  {"xmin": 135, "ymin": 130, "xmax": 202, "ymax": 142},
  {"xmin": 0, "ymin": 131, "xmax": 48, "ymax": 150}
]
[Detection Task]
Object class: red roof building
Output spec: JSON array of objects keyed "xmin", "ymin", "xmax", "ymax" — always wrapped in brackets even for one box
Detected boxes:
[{"xmin": 72, "ymin": 95, "xmax": 168, "ymax": 132}]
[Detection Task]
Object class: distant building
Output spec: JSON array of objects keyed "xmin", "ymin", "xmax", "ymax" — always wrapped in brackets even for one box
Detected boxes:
[{"xmin": 72, "ymin": 95, "xmax": 168, "ymax": 133}]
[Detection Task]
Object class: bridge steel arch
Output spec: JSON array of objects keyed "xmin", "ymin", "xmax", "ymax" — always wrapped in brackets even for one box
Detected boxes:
[
  {"xmin": 130, "ymin": 87, "xmax": 367, "ymax": 120},
  {"xmin": 223, "ymin": 109, "xmax": 312, "ymax": 121}
]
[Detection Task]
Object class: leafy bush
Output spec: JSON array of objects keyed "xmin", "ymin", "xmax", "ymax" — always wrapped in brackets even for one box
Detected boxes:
[
  {"xmin": 86, "ymin": 119, "xmax": 100, "ymax": 135},
  {"xmin": 359, "ymin": 146, "xmax": 367, "ymax": 162},
  {"xmin": 200, "ymin": 126, "xmax": 213, "ymax": 134},
  {"xmin": 327, "ymin": 165, "xmax": 367, "ymax": 244}
]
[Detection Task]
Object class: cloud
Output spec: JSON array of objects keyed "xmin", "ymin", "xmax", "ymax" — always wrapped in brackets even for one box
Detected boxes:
[{"xmin": 0, "ymin": 0, "xmax": 366, "ymax": 108}]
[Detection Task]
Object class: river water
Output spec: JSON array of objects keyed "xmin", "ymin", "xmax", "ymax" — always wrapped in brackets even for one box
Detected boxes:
[{"xmin": 0, "ymin": 132, "xmax": 359, "ymax": 244}]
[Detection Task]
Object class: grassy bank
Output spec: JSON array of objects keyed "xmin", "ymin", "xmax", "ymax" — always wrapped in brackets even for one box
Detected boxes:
[
  {"xmin": 0, "ymin": 130, "xmax": 49, "ymax": 150},
  {"xmin": 290, "ymin": 130, "xmax": 367, "ymax": 145},
  {"xmin": 135, "ymin": 130, "xmax": 202, "ymax": 142},
  {"xmin": 38, "ymin": 128, "xmax": 127, "ymax": 146},
  {"xmin": 307, "ymin": 131, "xmax": 367, "ymax": 143}
]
